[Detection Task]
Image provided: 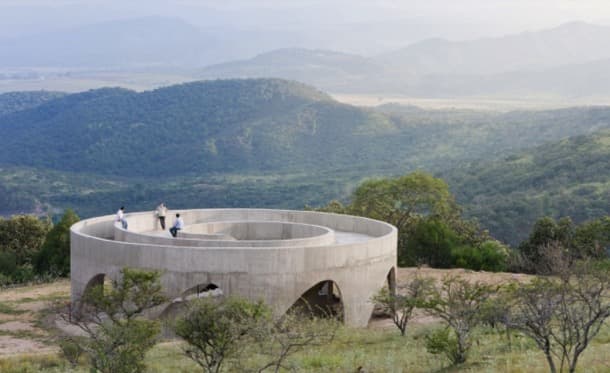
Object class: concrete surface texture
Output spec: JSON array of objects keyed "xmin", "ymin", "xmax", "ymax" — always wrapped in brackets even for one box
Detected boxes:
[{"xmin": 70, "ymin": 208, "xmax": 397, "ymax": 327}]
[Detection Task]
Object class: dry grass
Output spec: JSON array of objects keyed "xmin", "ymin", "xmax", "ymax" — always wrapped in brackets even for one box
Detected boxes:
[{"xmin": 0, "ymin": 280, "xmax": 69, "ymax": 356}]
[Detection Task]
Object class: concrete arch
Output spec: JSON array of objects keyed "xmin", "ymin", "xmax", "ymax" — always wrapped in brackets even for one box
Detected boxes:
[
  {"xmin": 286, "ymin": 280, "xmax": 344, "ymax": 321},
  {"xmin": 74, "ymin": 273, "xmax": 110, "ymax": 313},
  {"xmin": 387, "ymin": 266, "xmax": 397, "ymax": 296},
  {"xmin": 71, "ymin": 208, "xmax": 397, "ymax": 327},
  {"xmin": 83, "ymin": 273, "xmax": 106, "ymax": 294},
  {"xmin": 181, "ymin": 283, "xmax": 223, "ymax": 300},
  {"xmin": 367, "ymin": 266, "xmax": 397, "ymax": 324}
]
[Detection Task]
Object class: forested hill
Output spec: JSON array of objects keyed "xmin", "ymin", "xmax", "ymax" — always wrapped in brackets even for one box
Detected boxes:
[
  {"xmin": 3, "ymin": 79, "xmax": 610, "ymax": 235},
  {"xmin": 4, "ymin": 78, "xmax": 610, "ymax": 180},
  {"xmin": 445, "ymin": 129, "xmax": 610, "ymax": 245},
  {"xmin": 0, "ymin": 79, "xmax": 400, "ymax": 177},
  {"xmin": 0, "ymin": 91, "xmax": 65, "ymax": 116}
]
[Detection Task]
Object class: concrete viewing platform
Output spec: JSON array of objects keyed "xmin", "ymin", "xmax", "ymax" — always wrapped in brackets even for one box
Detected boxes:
[{"xmin": 70, "ymin": 208, "xmax": 397, "ymax": 326}]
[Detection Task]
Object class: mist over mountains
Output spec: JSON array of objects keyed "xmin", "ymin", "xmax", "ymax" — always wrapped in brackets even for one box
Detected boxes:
[
  {"xmin": 200, "ymin": 22, "xmax": 610, "ymax": 98},
  {"xmin": 3, "ymin": 16, "xmax": 610, "ymax": 98},
  {"xmin": 0, "ymin": 17, "xmax": 221, "ymax": 68}
]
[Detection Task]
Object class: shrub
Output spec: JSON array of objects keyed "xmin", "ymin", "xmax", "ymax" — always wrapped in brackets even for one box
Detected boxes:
[
  {"xmin": 420, "ymin": 275, "xmax": 496, "ymax": 365},
  {"xmin": 425, "ymin": 327, "xmax": 461, "ymax": 365},
  {"xmin": 372, "ymin": 276, "xmax": 432, "ymax": 336},
  {"xmin": 174, "ymin": 297, "xmax": 270, "ymax": 373},
  {"xmin": 35, "ymin": 209, "xmax": 80, "ymax": 277},
  {"xmin": 406, "ymin": 218, "xmax": 461, "ymax": 268},
  {"xmin": 58, "ymin": 337, "xmax": 84, "ymax": 368},
  {"xmin": 452, "ymin": 240, "xmax": 509, "ymax": 272},
  {"xmin": 68, "ymin": 268, "xmax": 166, "ymax": 373}
]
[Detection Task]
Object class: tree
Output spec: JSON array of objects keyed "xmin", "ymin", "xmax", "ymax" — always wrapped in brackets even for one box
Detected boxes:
[
  {"xmin": 315, "ymin": 171, "xmax": 483, "ymax": 266},
  {"xmin": 406, "ymin": 217, "xmax": 461, "ymax": 268},
  {"xmin": 517, "ymin": 217, "xmax": 574, "ymax": 272},
  {"xmin": 421, "ymin": 275, "xmax": 496, "ymax": 365},
  {"xmin": 350, "ymin": 171, "xmax": 459, "ymax": 229},
  {"xmin": 503, "ymin": 261, "xmax": 610, "ymax": 373},
  {"xmin": 67, "ymin": 268, "xmax": 166, "ymax": 373},
  {"xmin": 517, "ymin": 216, "xmax": 610, "ymax": 274},
  {"xmin": 174, "ymin": 297, "xmax": 270, "ymax": 373},
  {"xmin": 35, "ymin": 209, "xmax": 80, "ymax": 277},
  {"xmin": 372, "ymin": 276, "xmax": 432, "ymax": 336},
  {"xmin": 571, "ymin": 216, "xmax": 610, "ymax": 259},
  {"xmin": 253, "ymin": 311, "xmax": 339, "ymax": 373},
  {"xmin": 0, "ymin": 215, "xmax": 50, "ymax": 267},
  {"xmin": 305, "ymin": 200, "xmax": 348, "ymax": 214},
  {"xmin": 0, "ymin": 215, "xmax": 50, "ymax": 283},
  {"xmin": 452, "ymin": 239, "xmax": 510, "ymax": 272},
  {"xmin": 175, "ymin": 297, "xmax": 339, "ymax": 373}
]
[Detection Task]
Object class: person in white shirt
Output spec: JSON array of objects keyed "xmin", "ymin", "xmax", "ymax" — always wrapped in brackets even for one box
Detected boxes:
[
  {"xmin": 116, "ymin": 206, "xmax": 128, "ymax": 229},
  {"xmin": 170, "ymin": 213, "xmax": 184, "ymax": 237},
  {"xmin": 155, "ymin": 202, "xmax": 168, "ymax": 230}
]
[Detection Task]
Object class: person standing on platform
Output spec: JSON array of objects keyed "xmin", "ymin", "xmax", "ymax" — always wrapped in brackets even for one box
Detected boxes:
[
  {"xmin": 155, "ymin": 202, "xmax": 168, "ymax": 230},
  {"xmin": 170, "ymin": 213, "xmax": 184, "ymax": 237},
  {"xmin": 116, "ymin": 206, "xmax": 128, "ymax": 229}
]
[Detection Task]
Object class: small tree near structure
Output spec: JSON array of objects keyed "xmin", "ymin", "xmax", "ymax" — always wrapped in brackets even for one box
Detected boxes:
[
  {"xmin": 503, "ymin": 261, "xmax": 610, "ymax": 373},
  {"xmin": 174, "ymin": 296, "xmax": 270, "ymax": 373},
  {"xmin": 35, "ymin": 208, "xmax": 80, "ymax": 277},
  {"xmin": 421, "ymin": 275, "xmax": 496, "ymax": 365},
  {"xmin": 253, "ymin": 310, "xmax": 339, "ymax": 372},
  {"xmin": 372, "ymin": 276, "xmax": 432, "ymax": 336},
  {"xmin": 66, "ymin": 268, "xmax": 166, "ymax": 373},
  {"xmin": 175, "ymin": 297, "xmax": 340, "ymax": 373}
]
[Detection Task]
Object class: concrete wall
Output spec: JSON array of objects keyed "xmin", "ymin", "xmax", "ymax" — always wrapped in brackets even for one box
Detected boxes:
[{"xmin": 71, "ymin": 209, "xmax": 397, "ymax": 327}]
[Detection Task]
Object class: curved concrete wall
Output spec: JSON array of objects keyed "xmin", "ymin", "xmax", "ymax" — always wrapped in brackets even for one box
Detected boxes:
[
  {"xmin": 182, "ymin": 221, "xmax": 332, "ymax": 240},
  {"xmin": 71, "ymin": 209, "xmax": 397, "ymax": 327}
]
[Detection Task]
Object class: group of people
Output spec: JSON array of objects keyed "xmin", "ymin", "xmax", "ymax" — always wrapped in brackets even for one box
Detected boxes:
[{"xmin": 115, "ymin": 203, "xmax": 184, "ymax": 237}]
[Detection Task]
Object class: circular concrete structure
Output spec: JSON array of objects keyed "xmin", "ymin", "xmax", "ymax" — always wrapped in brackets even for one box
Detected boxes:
[{"xmin": 70, "ymin": 208, "xmax": 397, "ymax": 327}]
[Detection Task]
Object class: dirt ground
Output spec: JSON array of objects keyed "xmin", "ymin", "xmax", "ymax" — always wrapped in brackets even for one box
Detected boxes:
[
  {"xmin": 0, "ymin": 279, "xmax": 70, "ymax": 356},
  {"xmin": 368, "ymin": 267, "xmax": 533, "ymax": 329},
  {"xmin": 395, "ymin": 267, "xmax": 532, "ymax": 286},
  {"xmin": 0, "ymin": 269, "xmax": 525, "ymax": 356}
]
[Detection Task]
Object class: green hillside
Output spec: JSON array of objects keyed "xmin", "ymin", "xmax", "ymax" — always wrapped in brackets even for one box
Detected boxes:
[
  {"xmin": 1, "ymin": 79, "xmax": 610, "ymax": 247},
  {"xmin": 3, "ymin": 79, "xmax": 610, "ymax": 180},
  {"xmin": 0, "ymin": 91, "xmax": 65, "ymax": 116},
  {"xmin": 445, "ymin": 129, "xmax": 610, "ymax": 244},
  {"xmin": 0, "ymin": 79, "xmax": 403, "ymax": 177}
]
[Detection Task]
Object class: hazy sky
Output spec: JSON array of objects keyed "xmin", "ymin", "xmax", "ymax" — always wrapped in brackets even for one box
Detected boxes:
[{"xmin": 1, "ymin": 0, "xmax": 609, "ymax": 54}]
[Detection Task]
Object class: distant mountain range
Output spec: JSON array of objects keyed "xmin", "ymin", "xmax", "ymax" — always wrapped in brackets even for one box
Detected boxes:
[
  {"xmin": 200, "ymin": 49, "xmax": 384, "ymax": 93},
  {"xmin": 199, "ymin": 22, "xmax": 610, "ymax": 98},
  {"xmin": 377, "ymin": 22, "xmax": 610, "ymax": 75},
  {"xmin": 4, "ymin": 18, "xmax": 610, "ymax": 98}
]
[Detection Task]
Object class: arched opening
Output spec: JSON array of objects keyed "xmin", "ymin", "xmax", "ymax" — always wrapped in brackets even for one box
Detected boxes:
[
  {"xmin": 387, "ymin": 266, "xmax": 397, "ymax": 296},
  {"xmin": 181, "ymin": 283, "xmax": 224, "ymax": 301},
  {"xmin": 368, "ymin": 267, "xmax": 397, "ymax": 325},
  {"xmin": 286, "ymin": 280, "xmax": 344, "ymax": 321},
  {"xmin": 75, "ymin": 273, "xmax": 112, "ymax": 316},
  {"xmin": 158, "ymin": 283, "xmax": 224, "ymax": 338},
  {"xmin": 82, "ymin": 273, "xmax": 113, "ymax": 300},
  {"xmin": 158, "ymin": 283, "xmax": 223, "ymax": 320}
]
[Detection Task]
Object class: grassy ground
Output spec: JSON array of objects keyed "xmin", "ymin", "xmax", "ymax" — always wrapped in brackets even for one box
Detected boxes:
[{"xmin": 2, "ymin": 271, "xmax": 610, "ymax": 372}]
